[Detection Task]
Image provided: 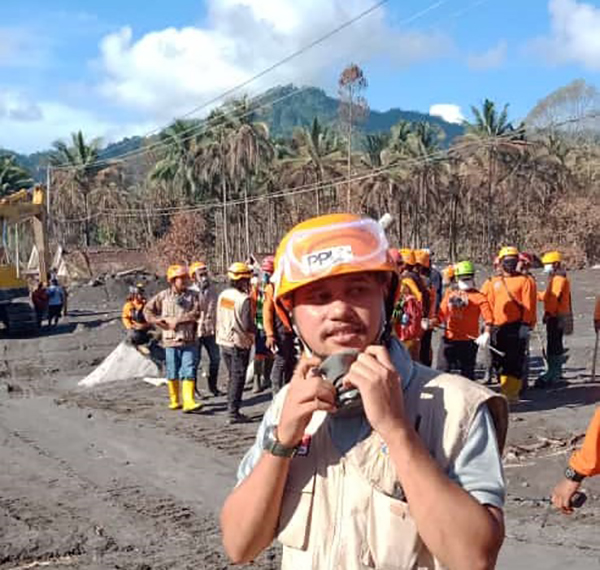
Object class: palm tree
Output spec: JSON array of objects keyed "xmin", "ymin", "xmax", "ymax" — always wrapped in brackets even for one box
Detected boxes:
[
  {"xmin": 226, "ymin": 98, "xmax": 275, "ymax": 259},
  {"xmin": 0, "ymin": 156, "xmax": 33, "ymax": 197},
  {"xmin": 278, "ymin": 118, "xmax": 344, "ymax": 215},
  {"xmin": 50, "ymin": 131, "xmax": 102, "ymax": 247},
  {"xmin": 150, "ymin": 119, "xmax": 206, "ymax": 203},
  {"xmin": 460, "ymin": 100, "xmax": 524, "ymax": 254}
]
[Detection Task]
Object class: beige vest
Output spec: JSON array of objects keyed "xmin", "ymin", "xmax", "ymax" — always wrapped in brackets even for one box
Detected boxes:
[
  {"xmin": 216, "ymin": 288, "xmax": 254, "ymax": 349},
  {"xmin": 153, "ymin": 289, "xmax": 198, "ymax": 347},
  {"xmin": 270, "ymin": 365, "xmax": 508, "ymax": 570}
]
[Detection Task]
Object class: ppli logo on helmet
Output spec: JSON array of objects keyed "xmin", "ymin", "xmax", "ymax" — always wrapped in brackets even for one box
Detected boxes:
[{"xmin": 302, "ymin": 245, "xmax": 354, "ymax": 274}]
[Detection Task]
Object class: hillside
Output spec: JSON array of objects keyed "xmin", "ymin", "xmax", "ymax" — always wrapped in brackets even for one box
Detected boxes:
[
  {"xmin": 256, "ymin": 84, "xmax": 464, "ymax": 140},
  {"xmin": 6, "ymin": 84, "xmax": 463, "ymax": 177}
]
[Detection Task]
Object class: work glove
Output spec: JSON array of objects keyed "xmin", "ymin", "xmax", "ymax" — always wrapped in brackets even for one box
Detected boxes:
[{"xmin": 475, "ymin": 331, "xmax": 491, "ymax": 348}]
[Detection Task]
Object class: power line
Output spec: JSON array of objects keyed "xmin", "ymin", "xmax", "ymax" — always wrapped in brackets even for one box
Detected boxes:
[{"xmin": 56, "ymin": 127, "xmax": 536, "ymax": 223}]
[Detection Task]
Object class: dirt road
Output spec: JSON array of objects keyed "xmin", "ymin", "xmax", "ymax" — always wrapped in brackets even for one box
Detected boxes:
[{"xmin": 1, "ymin": 269, "xmax": 599, "ymax": 569}]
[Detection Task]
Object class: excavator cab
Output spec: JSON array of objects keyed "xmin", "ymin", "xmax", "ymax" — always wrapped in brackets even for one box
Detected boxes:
[{"xmin": 0, "ymin": 186, "xmax": 49, "ymax": 334}]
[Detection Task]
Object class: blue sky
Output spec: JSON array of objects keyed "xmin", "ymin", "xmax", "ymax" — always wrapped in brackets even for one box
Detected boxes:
[{"xmin": 1, "ymin": 0, "xmax": 599, "ymax": 153}]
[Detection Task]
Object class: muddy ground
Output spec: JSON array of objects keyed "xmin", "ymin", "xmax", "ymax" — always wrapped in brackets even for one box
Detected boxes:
[{"xmin": 1, "ymin": 269, "xmax": 599, "ymax": 569}]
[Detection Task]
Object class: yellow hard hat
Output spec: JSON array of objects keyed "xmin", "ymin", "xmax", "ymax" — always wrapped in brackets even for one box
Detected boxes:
[
  {"xmin": 399, "ymin": 248, "xmax": 416, "ymax": 266},
  {"xmin": 189, "ymin": 261, "xmax": 207, "ymax": 278},
  {"xmin": 273, "ymin": 213, "xmax": 395, "ymax": 308},
  {"xmin": 415, "ymin": 249, "xmax": 431, "ymax": 268},
  {"xmin": 498, "ymin": 246, "xmax": 519, "ymax": 259},
  {"xmin": 541, "ymin": 251, "xmax": 562, "ymax": 264},
  {"xmin": 167, "ymin": 264, "xmax": 188, "ymax": 282},
  {"xmin": 227, "ymin": 262, "xmax": 252, "ymax": 281}
]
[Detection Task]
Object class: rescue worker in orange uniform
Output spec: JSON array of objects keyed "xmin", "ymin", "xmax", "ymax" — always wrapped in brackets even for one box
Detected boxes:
[
  {"xmin": 536, "ymin": 251, "xmax": 572, "ymax": 387},
  {"xmin": 438, "ymin": 261, "xmax": 493, "ymax": 380},
  {"xmin": 552, "ymin": 408, "xmax": 600, "ymax": 513},
  {"xmin": 485, "ymin": 247, "xmax": 537, "ymax": 402},
  {"xmin": 391, "ymin": 249, "xmax": 424, "ymax": 360},
  {"xmin": 221, "ymin": 213, "xmax": 508, "ymax": 569},
  {"xmin": 144, "ymin": 265, "xmax": 202, "ymax": 413},
  {"xmin": 442, "ymin": 264, "xmax": 457, "ymax": 292},
  {"xmin": 517, "ymin": 252, "xmax": 538, "ymax": 391},
  {"xmin": 217, "ymin": 262, "xmax": 255, "ymax": 424},
  {"xmin": 250, "ymin": 256, "xmax": 276, "ymax": 393},
  {"xmin": 121, "ymin": 283, "xmax": 151, "ymax": 353},
  {"xmin": 263, "ymin": 260, "xmax": 297, "ymax": 395},
  {"xmin": 415, "ymin": 249, "xmax": 438, "ymax": 366}
]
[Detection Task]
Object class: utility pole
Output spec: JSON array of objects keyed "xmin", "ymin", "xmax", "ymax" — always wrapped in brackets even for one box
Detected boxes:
[{"xmin": 46, "ymin": 164, "xmax": 51, "ymax": 217}]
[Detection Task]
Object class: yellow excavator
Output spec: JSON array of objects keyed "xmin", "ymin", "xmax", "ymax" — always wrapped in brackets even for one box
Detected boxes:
[{"xmin": 0, "ymin": 185, "xmax": 49, "ymax": 334}]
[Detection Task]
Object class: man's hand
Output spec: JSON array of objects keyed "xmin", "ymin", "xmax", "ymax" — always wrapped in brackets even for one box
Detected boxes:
[
  {"xmin": 551, "ymin": 479, "xmax": 581, "ymax": 514},
  {"xmin": 277, "ymin": 357, "xmax": 336, "ymax": 448},
  {"xmin": 342, "ymin": 346, "xmax": 406, "ymax": 439},
  {"xmin": 266, "ymin": 335, "xmax": 277, "ymax": 353},
  {"xmin": 156, "ymin": 319, "xmax": 170, "ymax": 330}
]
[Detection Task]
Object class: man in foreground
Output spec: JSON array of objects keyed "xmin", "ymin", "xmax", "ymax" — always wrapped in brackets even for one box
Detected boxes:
[{"xmin": 221, "ymin": 213, "xmax": 508, "ymax": 569}]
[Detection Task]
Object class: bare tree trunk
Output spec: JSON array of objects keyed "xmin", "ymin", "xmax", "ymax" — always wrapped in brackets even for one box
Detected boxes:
[
  {"xmin": 244, "ymin": 179, "xmax": 251, "ymax": 259},
  {"xmin": 222, "ymin": 176, "xmax": 229, "ymax": 268}
]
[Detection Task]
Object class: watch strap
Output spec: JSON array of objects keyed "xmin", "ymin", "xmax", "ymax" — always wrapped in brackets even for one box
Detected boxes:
[{"xmin": 565, "ymin": 466, "xmax": 585, "ymax": 482}]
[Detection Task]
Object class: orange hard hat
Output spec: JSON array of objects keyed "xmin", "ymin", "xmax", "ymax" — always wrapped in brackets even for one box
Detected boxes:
[
  {"xmin": 399, "ymin": 248, "xmax": 416, "ymax": 266},
  {"xmin": 189, "ymin": 261, "xmax": 207, "ymax": 278},
  {"xmin": 415, "ymin": 249, "xmax": 431, "ymax": 268},
  {"xmin": 273, "ymin": 213, "xmax": 395, "ymax": 308},
  {"xmin": 167, "ymin": 264, "xmax": 188, "ymax": 282}
]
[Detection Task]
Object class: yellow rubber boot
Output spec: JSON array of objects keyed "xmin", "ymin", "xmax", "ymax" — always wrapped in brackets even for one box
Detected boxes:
[
  {"xmin": 500, "ymin": 375, "xmax": 522, "ymax": 403},
  {"xmin": 167, "ymin": 380, "xmax": 182, "ymax": 410},
  {"xmin": 182, "ymin": 379, "xmax": 202, "ymax": 413}
]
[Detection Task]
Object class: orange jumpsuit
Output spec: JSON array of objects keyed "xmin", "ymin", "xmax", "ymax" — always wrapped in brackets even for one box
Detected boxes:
[{"xmin": 570, "ymin": 408, "xmax": 600, "ymax": 477}]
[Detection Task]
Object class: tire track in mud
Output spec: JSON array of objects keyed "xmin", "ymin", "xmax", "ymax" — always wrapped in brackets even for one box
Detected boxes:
[{"xmin": 0, "ymin": 401, "xmax": 279, "ymax": 569}]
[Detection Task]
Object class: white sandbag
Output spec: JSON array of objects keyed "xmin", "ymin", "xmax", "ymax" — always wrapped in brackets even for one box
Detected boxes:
[{"xmin": 79, "ymin": 341, "xmax": 162, "ymax": 387}]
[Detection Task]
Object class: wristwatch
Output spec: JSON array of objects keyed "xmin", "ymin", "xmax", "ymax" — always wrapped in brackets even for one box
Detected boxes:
[
  {"xmin": 564, "ymin": 466, "xmax": 585, "ymax": 483},
  {"xmin": 263, "ymin": 425, "xmax": 298, "ymax": 458}
]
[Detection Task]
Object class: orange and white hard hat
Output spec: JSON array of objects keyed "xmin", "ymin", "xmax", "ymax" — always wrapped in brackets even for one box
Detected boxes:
[
  {"xmin": 399, "ymin": 248, "xmax": 416, "ymax": 266},
  {"xmin": 189, "ymin": 261, "xmax": 208, "ymax": 278},
  {"xmin": 272, "ymin": 213, "xmax": 395, "ymax": 308},
  {"xmin": 167, "ymin": 264, "xmax": 188, "ymax": 282},
  {"xmin": 415, "ymin": 249, "xmax": 431, "ymax": 268}
]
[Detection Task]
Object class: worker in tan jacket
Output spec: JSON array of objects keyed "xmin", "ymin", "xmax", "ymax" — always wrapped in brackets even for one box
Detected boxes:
[
  {"xmin": 221, "ymin": 214, "xmax": 508, "ymax": 569},
  {"xmin": 217, "ymin": 262, "xmax": 255, "ymax": 424},
  {"xmin": 144, "ymin": 265, "xmax": 202, "ymax": 413}
]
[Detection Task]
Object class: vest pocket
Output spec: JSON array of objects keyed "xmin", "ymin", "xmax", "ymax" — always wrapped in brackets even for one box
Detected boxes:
[
  {"xmin": 362, "ymin": 489, "xmax": 422, "ymax": 569},
  {"xmin": 277, "ymin": 473, "xmax": 316, "ymax": 551}
]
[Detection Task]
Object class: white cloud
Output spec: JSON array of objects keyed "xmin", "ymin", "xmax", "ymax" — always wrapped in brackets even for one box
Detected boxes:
[
  {"xmin": 97, "ymin": 0, "xmax": 451, "ymax": 119},
  {"xmin": 467, "ymin": 40, "xmax": 507, "ymax": 71},
  {"xmin": 429, "ymin": 103, "xmax": 465, "ymax": 124},
  {"xmin": 530, "ymin": 0, "xmax": 600, "ymax": 70},
  {"xmin": 0, "ymin": 91, "xmax": 148, "ymax": 154}
]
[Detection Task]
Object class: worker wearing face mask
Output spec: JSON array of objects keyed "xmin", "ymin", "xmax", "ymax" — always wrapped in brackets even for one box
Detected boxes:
[
  {"xmin": 536, "ymin": 251, "xmax": 572, "ymax": 387},
  {"xmin": 483, "ymin": 247, "xmax": 537, "ymax": 402},
  {"xmin": 438, "ymin": 261, "xmax": 493, "ymax": 380}
]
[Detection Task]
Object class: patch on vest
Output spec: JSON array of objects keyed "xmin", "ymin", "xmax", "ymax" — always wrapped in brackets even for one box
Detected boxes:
[
  {"xmin": 302, "ymin": 246, "xmax": 353, "ymax": 275},
  {"xmin": 296, "ymin": 434, "xmax": 312, "ymax": 456}
]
